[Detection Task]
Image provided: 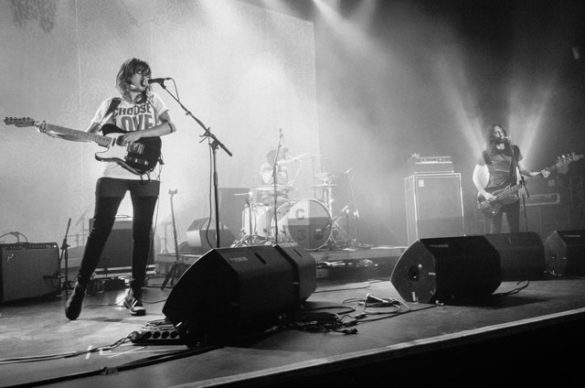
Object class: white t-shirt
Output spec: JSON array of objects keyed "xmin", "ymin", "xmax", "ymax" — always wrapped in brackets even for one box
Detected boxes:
[{"xmin": 90, "ymin": 93, "xmax": 169, "ymax": 180}]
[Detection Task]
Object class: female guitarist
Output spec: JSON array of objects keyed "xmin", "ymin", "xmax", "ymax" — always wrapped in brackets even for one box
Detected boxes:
[
  {"xmin": 472, "ymin": 124, "xmax": 549, "ymax": 234},
  {"xmin": 44, "ymin": 58, "xmax": 177, "ymax": 320}
]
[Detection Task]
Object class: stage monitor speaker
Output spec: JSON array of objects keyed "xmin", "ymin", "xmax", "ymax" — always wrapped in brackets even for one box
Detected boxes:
[
  {"xmin": 162, "ymin": 244, "xmax": 316, "ymax": 344},
  {"xmin": 0, "ymin": 242, "xmax": 60, "ymax": 303},
  {"xmin": 483, "ymin": 232, "xmax": 546, "ymax": 280},
  {"xmin": 90, "ymin": 217, "xmax": 154, "ymax": 271},
  {"xmin": 390, "ymin": 236, "xmax": 501, "ymax": 304},
  {"xmin": 544, "ymin": 230, "xmax": 585, "ymax": 276},
  {"xmin": 185, "ymin": 217, "xmax": 235, "ymax": 252},
  {"xmin": 404, "ymin": 173, "xmax": 464, "ymax": 244}
]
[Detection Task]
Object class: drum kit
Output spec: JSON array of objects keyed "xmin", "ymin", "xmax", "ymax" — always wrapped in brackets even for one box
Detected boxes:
[{"xmin": 231, "ymin": 168, "xmax": 358, "ymax": 251}]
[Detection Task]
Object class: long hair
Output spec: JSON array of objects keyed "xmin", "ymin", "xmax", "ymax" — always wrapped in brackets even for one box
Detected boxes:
[
  {"xmin": 485, "ymin": 123, "xmax": 507, "ymax": 143},
  {"xmin": 485, "ymin": 123, "xmax": 512, "ymax": 154},
  {"xmin": 115, "ymin": 58, "xmax": 151, "ymax": 102}
]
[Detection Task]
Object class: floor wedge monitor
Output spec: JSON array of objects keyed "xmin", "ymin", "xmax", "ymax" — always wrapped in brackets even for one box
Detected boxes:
[
  {"xmin": 390, "ymin": 236, "xmax": 501, "ymax": 304},
  {"xmin": 544, "ymin": 230, "xmax": 585, "ymax": 276},
  {"xmin": 162, "ymin": 244, "xmax": 316, "ymax": 345},
  {"xmin": 483, "ymin": 232, "xmax": 546, "ymax": 280}
]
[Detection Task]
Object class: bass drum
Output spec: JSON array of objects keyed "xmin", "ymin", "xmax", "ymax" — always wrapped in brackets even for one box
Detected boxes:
[{"xmin": 272, "ymin": 200, "xmax": 332, "ymax": 250}]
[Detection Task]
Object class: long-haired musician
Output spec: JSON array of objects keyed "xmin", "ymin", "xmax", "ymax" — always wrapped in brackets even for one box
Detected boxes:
[
  {"xmin": 472, "ymin": 124, "xmax": 548, "ymax": 234},
  {"xmin": 59, "ymin": 58, "xmax": 176, "ymax": 319}
]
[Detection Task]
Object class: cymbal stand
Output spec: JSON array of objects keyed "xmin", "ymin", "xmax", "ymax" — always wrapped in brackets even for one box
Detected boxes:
[
  {"xmin": 345, "ymin": 170, "xmax": 363, "ymax": 247},
  {"xmin": 327, "ymin": 169, "xmax": 365, "ymax": 249}
]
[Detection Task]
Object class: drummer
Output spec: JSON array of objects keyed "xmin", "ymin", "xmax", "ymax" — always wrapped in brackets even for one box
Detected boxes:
[{"xmin": 257, "ymin": 147, "xmax": 292, "ymax": 206}]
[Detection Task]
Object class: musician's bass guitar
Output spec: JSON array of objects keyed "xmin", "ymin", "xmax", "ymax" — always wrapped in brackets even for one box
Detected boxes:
[
  {"xmin": 4, "ymin": 117, "xmax": 161, "ymax": 175},
  {"xmin": 477, "ymin": 152, "xmax": 583, "ymax": 217}
]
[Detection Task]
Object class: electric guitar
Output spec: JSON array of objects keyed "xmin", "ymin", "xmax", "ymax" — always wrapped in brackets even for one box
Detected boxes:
[
  {"xmin": 4, "ymin": 117, "xmax": 161, "ymax": 175},
  {"xmin": 477, "ymin": 152, "xmax": 583, "ymax": 217}
]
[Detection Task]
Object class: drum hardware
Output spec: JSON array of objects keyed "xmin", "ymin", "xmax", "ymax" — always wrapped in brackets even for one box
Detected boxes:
[
  {"xmin": 327, "ymin": 217, "xmax": 353, "ymax": 249},
  {"xmin": 310, "ymin": 168, "xmax": 368, "ymax": 250},
  {"xmin": 231, "ymin": 198, "xmax": 273, "ymax": 247}
]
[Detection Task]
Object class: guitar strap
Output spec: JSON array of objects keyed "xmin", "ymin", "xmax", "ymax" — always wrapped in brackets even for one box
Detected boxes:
[{"xmin": 104, "ymin": 97, "xmax": 122, "ymax": 122}]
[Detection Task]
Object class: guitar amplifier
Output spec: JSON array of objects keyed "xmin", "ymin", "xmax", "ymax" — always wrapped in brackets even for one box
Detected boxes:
[
  {"xmin": 404, "ymin": 173, "xmax": 465, "ymax": 244},
  {"xmin": 0, "ymin": 242, "xmax": 60, "ymax": 303},
  {"xmin": 408, "ymin": 155, "xmax": 455, "ymax": 175},
  {"xmin": 89, "ymin": 217, "xmax": 155, "ymax": 278}
]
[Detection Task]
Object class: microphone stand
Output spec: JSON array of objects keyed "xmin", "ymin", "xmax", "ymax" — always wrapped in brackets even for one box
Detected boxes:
[
  {"xmin": 510, "ymin": 141, "xmax": 530, "ymax": 231},
  {"xmin": 155, "ymin": 80, "xmax": 232, "ymax": 248},
  {"xmin": 272, "ymin": 133, "xmax": 285, "ymax": 245},
  {"xmin": 161, "ymin": 189, "xmax": 182, "ymax": 290}
]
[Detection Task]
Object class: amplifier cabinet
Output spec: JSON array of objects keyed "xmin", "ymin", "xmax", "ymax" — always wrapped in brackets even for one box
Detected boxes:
[
  {"xmin": 404, "ymin": 173, "xmax": 465, "ymax": 244},
  {"xmin": 89, "ymin": 217, "xmax": 155, "ymax": 277},
  {"xmin": 0, "ymin": 242, "xmax": 60, "ymax": 302}
]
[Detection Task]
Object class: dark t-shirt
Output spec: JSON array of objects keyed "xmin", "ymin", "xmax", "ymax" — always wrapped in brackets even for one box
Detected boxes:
[{"xmin": 478, "ymin": 145, "xmax": 522, "ymax": 191}]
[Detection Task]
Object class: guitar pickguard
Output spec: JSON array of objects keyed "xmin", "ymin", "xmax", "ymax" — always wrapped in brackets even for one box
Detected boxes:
[{"xmin": 97, "ymin": 124, "xmax": 161, "ymax": 174}]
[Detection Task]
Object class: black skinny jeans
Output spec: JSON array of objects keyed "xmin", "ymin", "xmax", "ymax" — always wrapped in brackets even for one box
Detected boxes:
[
  {"xmin": 489, "ymin": 200, "xmax": 520, "ymax": 234},
  {"xmin": 77, "ymin": 178, "xmax": 159, "ymax": 290}
]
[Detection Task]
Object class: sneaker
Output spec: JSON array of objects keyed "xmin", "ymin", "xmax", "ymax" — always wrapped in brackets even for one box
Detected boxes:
[
  {"xmin": 65, "ymin": 283, "xmax": 86, "ymax": 320},
  {"xmin": 123, "ymin": 288, "xmax": 146, "ymax": 316}
]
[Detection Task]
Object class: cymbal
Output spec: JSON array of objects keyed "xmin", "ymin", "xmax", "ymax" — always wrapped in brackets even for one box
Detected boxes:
[
  {"xmin": 254, "ymin": 185, "xmax": 292, "ymax": 192},
  {"xmin": 312, "ymin": 184, "xmax": 336, "ymax": 188},
  {"xmin": 277, "ymin": 153, "xmax": 312, "ymax": 164}
]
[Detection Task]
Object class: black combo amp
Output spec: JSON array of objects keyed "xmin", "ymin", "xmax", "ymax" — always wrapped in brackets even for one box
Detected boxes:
[{"xmin": 0, "ymin": 242, "xmax": 60, "ymax": 303}]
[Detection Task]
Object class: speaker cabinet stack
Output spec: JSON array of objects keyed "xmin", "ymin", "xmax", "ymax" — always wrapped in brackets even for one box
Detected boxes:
[
  {"xmin": 390, "ymin": 236, "xmax": 501, "ymax": 304},
  {"xmin": 162, "ymin": 244, "xmax": 316, "ymax": 344},
  {"xmin": 404, "ymin": 173, "xmax": 464, "ymax": 244},
  {"xmin": 0, "ymin": 242, "xmax": 60, "ymax": 303},
  {"xmin": 219, "ymin": 187, "xmax": 250, "ymax": 239},
  {"xmin": 544, "ymin": 230, "xmax": 585, "ymax": 276}
]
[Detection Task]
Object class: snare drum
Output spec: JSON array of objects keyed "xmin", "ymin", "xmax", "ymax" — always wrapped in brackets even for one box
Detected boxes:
[{"xmin": 272, "ymin": 200, "xmax": 332, "ymax": 250}]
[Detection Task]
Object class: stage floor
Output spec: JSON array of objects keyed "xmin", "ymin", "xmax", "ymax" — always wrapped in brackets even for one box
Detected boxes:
[{"xmin": 1, "ymin": 251, "xmax": 585, "ymax": 387}]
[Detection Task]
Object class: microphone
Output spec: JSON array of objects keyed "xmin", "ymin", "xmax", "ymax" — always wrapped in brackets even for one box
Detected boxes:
[{"xmin": 148, "ymin": 77, "xmax": 172, "ymax": 85}]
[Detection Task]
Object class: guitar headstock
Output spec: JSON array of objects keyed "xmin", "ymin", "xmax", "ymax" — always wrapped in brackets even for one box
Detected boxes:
[
  {"xmin": 554, "ymin": 152, "xmax": 584, "ymax": 175},
  {"xmin": 4, "ymin": 117, "xmax": 37, "ymax": 128}
]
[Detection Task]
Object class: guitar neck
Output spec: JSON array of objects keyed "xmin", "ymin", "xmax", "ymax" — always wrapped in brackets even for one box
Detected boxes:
[{"xmin": 44, "ymin": 123, "xmax": 111, "ymax": 147}]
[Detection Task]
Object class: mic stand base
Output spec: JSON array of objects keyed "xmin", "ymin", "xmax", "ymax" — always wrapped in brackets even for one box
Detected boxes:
[{"xmin": 160, "ymin": 261, "xmax": 188, "ymax": 290}]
